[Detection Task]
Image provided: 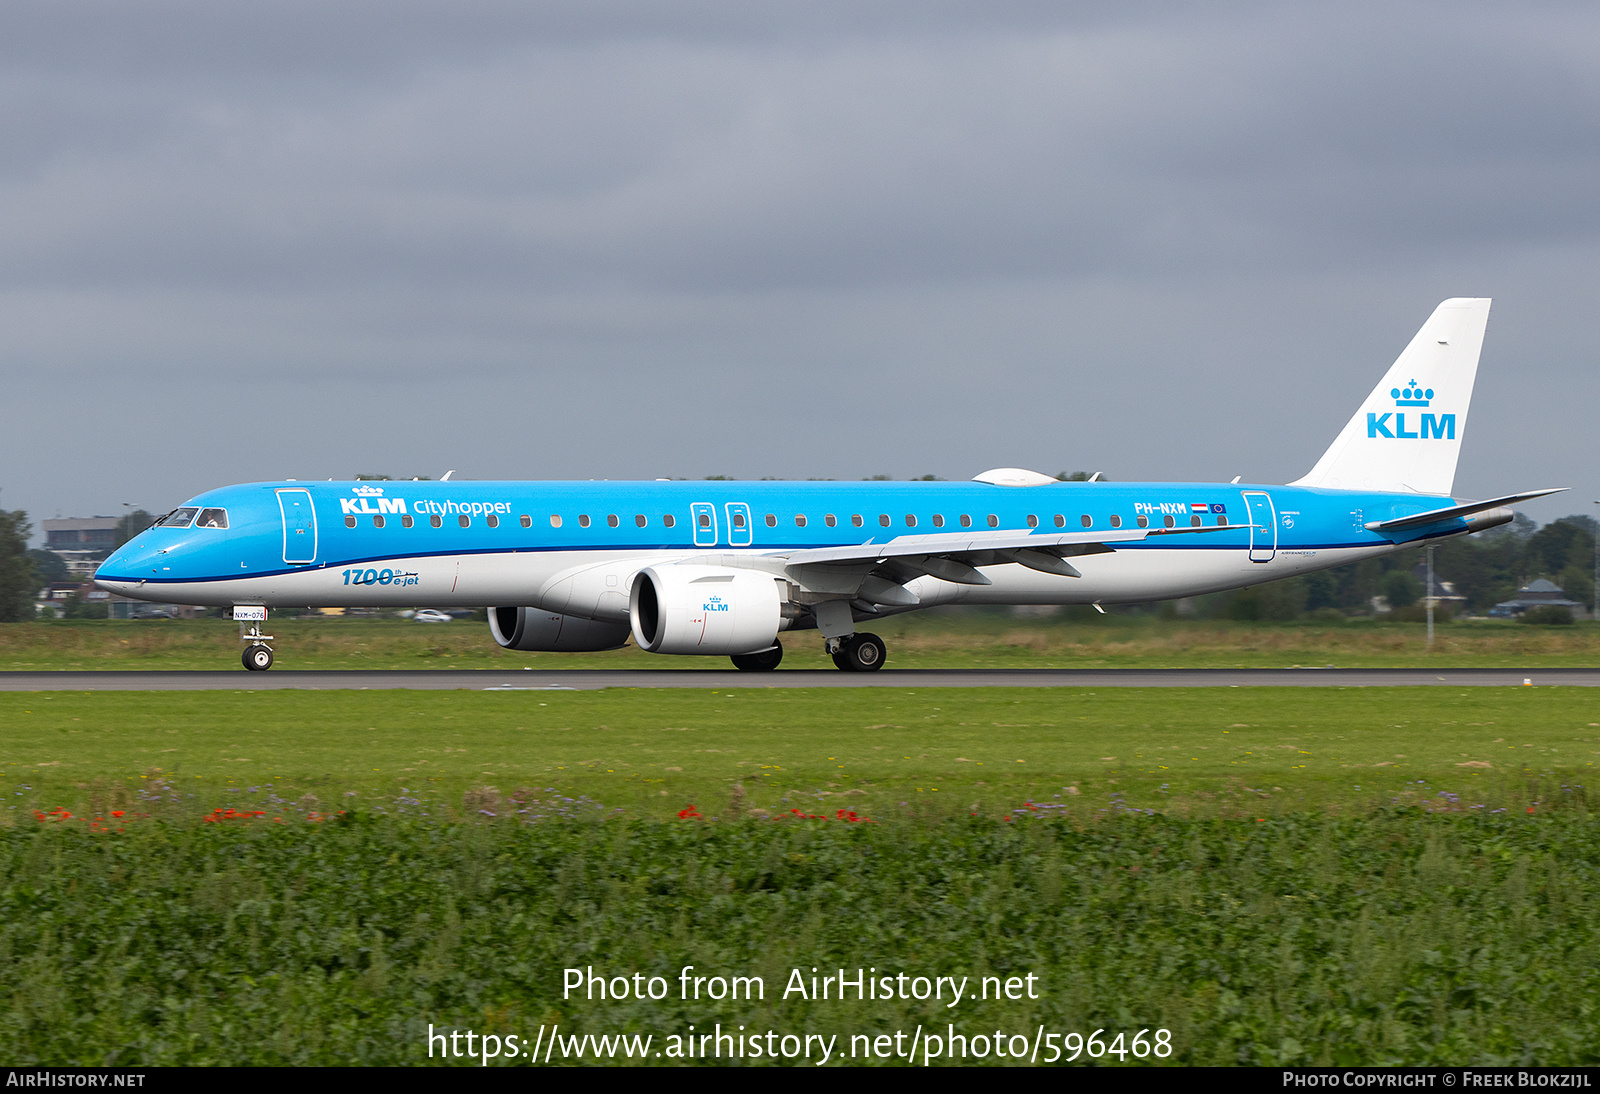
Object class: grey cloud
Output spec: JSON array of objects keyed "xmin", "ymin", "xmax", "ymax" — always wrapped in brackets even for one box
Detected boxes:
[
  {"xmin": 2, "ymin": 2, "xmax": 1598, "ymax": 531},
  {"xmin": 4, "ymin": 5, "xmax": 1597, "ymax": 298}
]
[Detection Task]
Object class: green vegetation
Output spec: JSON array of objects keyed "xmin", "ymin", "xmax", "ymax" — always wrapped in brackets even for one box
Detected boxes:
[
  {"xmin": 3, "ymin": 810, "xmax": 1598, "ymax": 1065},
  {"xmin": 3, "ymin": 687, "xmax": 1598, "ymax": 1066},
  {"xmin": 0, "ymin": 511, "xmax": 36, "ymax": 623},
  {"xmin": 5, "ymin": 611, "xmax": 1600, "ymax": 671},
  {"xmin": 3, "ymin": 686, "xmax": 1596, "ymax": 821},
  {"xmin": 1214, "ymin": 513, "xmax": 1598, "ymax": 619}
]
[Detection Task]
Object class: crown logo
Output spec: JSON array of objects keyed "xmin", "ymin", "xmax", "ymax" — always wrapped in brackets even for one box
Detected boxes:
[
  {"xmin": 1391, "ymin": 379, "xmax": 1432, "ymax": 407},
  {"xmin": 351, "ymin": 485, "xmax": 386, "ymax": 496}
]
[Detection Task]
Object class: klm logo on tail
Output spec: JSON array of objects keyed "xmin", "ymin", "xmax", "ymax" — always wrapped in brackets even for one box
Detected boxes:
[{"xmin": 1367, "ymin": 379, "xmax": 1454, "ymax": 440}]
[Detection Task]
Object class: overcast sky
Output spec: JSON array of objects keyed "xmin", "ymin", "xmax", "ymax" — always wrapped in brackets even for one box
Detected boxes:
[{"xmin": 4, "ymin": 1, "xmax": 1599, "ymax": 539}]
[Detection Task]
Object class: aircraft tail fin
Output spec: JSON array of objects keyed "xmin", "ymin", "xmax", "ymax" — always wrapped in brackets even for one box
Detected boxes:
[{"xmin": 1290, "ymin": 298, "xmax": 1490, "ymax": 495}]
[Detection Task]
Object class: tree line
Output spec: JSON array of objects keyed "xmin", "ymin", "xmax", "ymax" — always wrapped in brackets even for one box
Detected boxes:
[
  {"xmin": 0, "ymin": 509, "xmax": 155, "ymax": 621},
  {"xmin": 1213, "ymin": 513, "xmax": 1596, "ymax": 621}
]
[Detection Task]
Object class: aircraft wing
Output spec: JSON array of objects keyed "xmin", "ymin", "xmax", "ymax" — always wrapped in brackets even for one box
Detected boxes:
[
  {"xmin": 1362, "ymin": 488, "xmax": 1567, "ymax": 533},
  {"xmin": 771, "ymin": 523, "xmax": 1242, "ymax": 601}
]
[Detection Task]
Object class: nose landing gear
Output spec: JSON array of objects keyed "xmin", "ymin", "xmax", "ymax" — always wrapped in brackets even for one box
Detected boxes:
[{"xmin": 234, "ymin": 606, "xmax": 275, "ymax": 671}]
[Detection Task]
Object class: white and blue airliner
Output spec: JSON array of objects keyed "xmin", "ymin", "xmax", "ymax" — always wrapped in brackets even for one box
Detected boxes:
[{"xmin": 95, "ymin": 299, "xmax": 1560, "ymax": 672}]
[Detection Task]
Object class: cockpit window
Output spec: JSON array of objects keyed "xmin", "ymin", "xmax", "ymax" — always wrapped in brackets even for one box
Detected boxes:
[
  {"xmin": 196, "ymin": 508, "xmax": 229, "ymax": 529},
  {"xmin": 156, "ymin": 507, "xmax": 198, "ymax": 528}
]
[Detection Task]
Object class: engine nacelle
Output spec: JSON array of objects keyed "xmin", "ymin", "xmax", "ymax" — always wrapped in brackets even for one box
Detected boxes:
[
  {"xmin": 488, "ymin": 606, "xmax": 631, "ymax": 652},
  {"xmin": 630, "ymin": 566, "xmax": 782, "ymax": 655}
]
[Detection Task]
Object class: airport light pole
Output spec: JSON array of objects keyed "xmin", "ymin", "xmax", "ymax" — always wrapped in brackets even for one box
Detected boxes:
[{"xmin": 1426, "ymin": 544, "xmax": 1435, "ymax": 647}]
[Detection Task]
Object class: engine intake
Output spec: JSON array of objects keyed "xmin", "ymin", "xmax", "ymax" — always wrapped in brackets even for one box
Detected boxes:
[
  {"xmin": 489, "ymin": 607, "xmax": 631, "ymax": 652},
  {"xmin": 629, "ymin": 566, "xmax": 781, "ymax": 655}
]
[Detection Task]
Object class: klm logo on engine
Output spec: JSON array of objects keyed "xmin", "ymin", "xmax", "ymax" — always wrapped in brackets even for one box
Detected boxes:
[
  {"xmin": 1367, "ymin": 379, "xmax": 1454, "ymax": 440},
  {"xmin": 703, "ymin": 597, "xmax": 730, "ymax": 613},
  {"xmin": 339, "ymin": 486, "xmax": 408, "ymax": 516}
]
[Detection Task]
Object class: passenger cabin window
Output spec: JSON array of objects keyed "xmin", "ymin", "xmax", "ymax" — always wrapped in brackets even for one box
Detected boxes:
[
  {"xmin": 663, "ymin": 514, "xmax": 676, "ymax": 528},
  {"xmin": 458, "ymin": 515, "xmax": 471, "ymax": 528},
  {"xmin": 987, "ymin": 515, "xmax": 999, "ymax": 528},
  {"xmin": 1163, "ymin": 515, "xmax": 1175, "ymax": 528},
  {"xmin": 430, "ymin": 515, "xmax": 443, "ymax": 528},
  {"xmin": 959, "ymin": 515, "xmax": 972, "ymax": 528},
  {"xmin": 550, "ymin": 515, "xmax": 562, "ymax": 528},
  {"xmin": 402, "ymin": 515, "xmax": 415, "ymax": 528},
  {"xmin": 1080, "ymin": 515, "xmax": 1092, "ymax": 528},
  {"xmin": 1136, "ymin": 515, "xmax": 1149, "ymax": 528},
  {"xmin": 1026, "ymin": 515, "xmax": 1038, "ymax": 528},
  {"xmin": 765, "ymin": 514, "xmax": 777, "ymax": 527},
  {"xmin": 520, "ymin": 515, "xmax": 531, "ymax": 528},
  {"xmin": 1190, "ymin": 515, "xmax": 1202, "ymax": 526},
  {"xmin": 1216, "ymin": 515, "xmax": 1228, "ymax": 526},
  {"xmin": 579, "ymin": 515, "xmax": 591, "ymax": 528},
  {"xmin": 1054, "ymin": 514, "xmax": 1065, "ymax": 528},
  {"xmin": 373, "ymin": 515, "xmax": 385, "ymax": 529},
  {"xmin": 824, "ymin": 514, "xmax": 836, "ymax": 527},
  {"xmin": 795, "ymin": 514, "xmax": 808, "ymax": 527},
  {"xmin": 851, "ymin": 515, "xmax": 863, "ymax": 527},
  {"xmin": 196, "ymin": 508, "xmax": 228, "ymax": 529},
  {"xmin": 345, "ymin": 515, "xmax": 357, "ymax": 528},
  {"xmin": 905, "ymin": 515, "xmax": 917, "ymax": 528},
  {"xmin": 697, "ymin": 513, "xmax": 710, "ymax": 528},
  {"xmin": 1109, "ymin": 514, "xmax": 1122, "ymax": 529},
  {"xmin": 156, "ymin": 507, "xmax": 198, "ymax": 528},
  {"xmin": 932, "ymin": 514, "xmax": 944, "ymax": 528},
  {"xmin": 879, "ymin": 515, "xmax": 890, "ymax": 527},
  {"xmin": 487, "ymin": 514, "xmax": 499, "ymax": 528},
  {"xmin": 635, "ymin": 514, "xmax": 647, "ymax": 528},
  {"xmin": 732, "ymin": 512, "xmax": 746, "ymax": 529},
  {"xmin": 607, "ymin": 514, "xmax": 619, "ymax": 528}
]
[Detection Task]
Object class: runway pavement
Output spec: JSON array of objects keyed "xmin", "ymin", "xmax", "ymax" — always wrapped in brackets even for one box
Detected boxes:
[{"xmin": 3, "ymin": 667, "xmax": 1598, "ymax": 691}]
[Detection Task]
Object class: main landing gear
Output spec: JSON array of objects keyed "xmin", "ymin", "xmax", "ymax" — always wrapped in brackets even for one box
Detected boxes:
[
  {"xmin": 828, "ymin": 632, "xmax": 886, "ymax": 672},
  {"xmin": 730, "ymin": 643, "xmax": 784, "ymax": 671},
  {"xmin": 726, "ymin": 632, "xmax": 888, "ymax": 672}
]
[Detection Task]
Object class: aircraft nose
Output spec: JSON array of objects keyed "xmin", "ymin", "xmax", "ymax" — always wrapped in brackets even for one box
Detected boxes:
[{"xmin": 95, "ymin": 539, "xmax": 160, "ymax": 584}]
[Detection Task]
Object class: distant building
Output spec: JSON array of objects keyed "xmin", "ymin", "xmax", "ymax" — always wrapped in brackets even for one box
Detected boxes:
[
  {"xmin": 1489, "ymin": 578, "xmax": 1589, "ymax": 619},
  {"xmin": 42, "ymin": 516, "xmax": 121, "ymax": 577}
]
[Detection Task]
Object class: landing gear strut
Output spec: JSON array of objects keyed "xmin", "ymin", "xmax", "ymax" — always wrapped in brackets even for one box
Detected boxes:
[
  {"xmin": 730, "ymin": 643, "xmax": 784, "ymax": 671},
  {"xmin": 830, "ymin": 632, "xmax": 886, "ymax": 672}
]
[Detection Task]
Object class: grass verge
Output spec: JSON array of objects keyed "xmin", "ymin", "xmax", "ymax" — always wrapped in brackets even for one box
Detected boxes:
[
  {"xmin": 6, "ymin": 614, "xmax": 1600, "ymax": 671},
  {"xmin": 2, "ymin": 687, "xmax": 1598, "ymax": 821}
]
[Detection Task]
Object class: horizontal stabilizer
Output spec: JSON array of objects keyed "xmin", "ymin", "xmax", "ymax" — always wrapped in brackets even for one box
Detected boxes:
[{"xmin": 1363, "ymin": 488, "xmax": 1568, "ymax": 532}]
